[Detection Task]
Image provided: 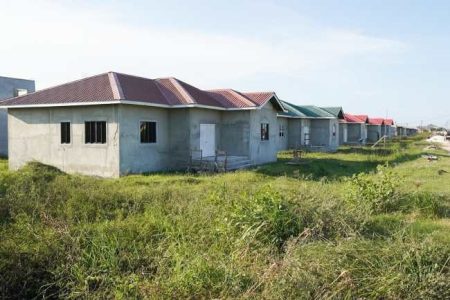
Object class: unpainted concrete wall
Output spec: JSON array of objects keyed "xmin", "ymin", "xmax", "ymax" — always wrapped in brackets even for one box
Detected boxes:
[
  {"xmin": 220, "ymin": 110, "xmax": 250, "ymax": 156},
  {"xmin": 286, "ymin": 118, "xmax": 301, "ymax": 148},
  {"xmin": 189, "ymin": 108, "xmax": 221, "ymax": 154},
  {"xmin": 8, "ymin": 105, "xmax": 120, "ymax": 177},
  {"xmin": 339, "ymin": 123, "xmax": 347, "ymax": 145},
  {"xmin": 276, "ymin": 117, "xmax": 288, "ymax": 150},
  {"xmin": 249, "ymin": 102, "xmax": 279, "ymax": 164},
  {"xmin": 367, "ymin": 125, "xmax": 382, "ymax": 143},
  {"xmin": 118, "ymin": 105, "xmax": 171, "ymax": 175},
  {"xmin": 0, "ymin": 77, "xmax": 36, "ymax": 157},
  {"xmin": 347, "ymin": 123, "xmax": 362, "ymax": 143}
]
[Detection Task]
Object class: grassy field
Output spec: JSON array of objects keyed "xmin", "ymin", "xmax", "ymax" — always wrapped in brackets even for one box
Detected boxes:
[{"xmin": 1, "ymin": 136, "xmax": 449, "ymax": 299}]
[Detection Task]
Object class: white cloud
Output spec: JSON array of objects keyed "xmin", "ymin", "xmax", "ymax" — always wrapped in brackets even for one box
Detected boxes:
[{"xmin": 0, "ymin": 0, "xmax": 406, "ymax": 89}]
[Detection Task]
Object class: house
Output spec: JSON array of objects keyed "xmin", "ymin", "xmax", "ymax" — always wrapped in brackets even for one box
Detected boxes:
[
  {"xmin": 277, "ymin": 101, "xmax": 341, "ymax": 151},
  {"xmin": 382, "ymin": 119, "xmax": 395, "ymax": 137},
  {"xmin": 344, "ymin": 113, "xmax": 368, "ymax": 144},
  {"xmin": 366, "ymin": 118, "xmax": 384, "ymax": 143},
  {"xmin": 321, "ymin": 107, "xmax": 347, "ymax": 145},
  {"xmin": 0, "ymin": 76, "xmax": 35, "ymax": 156},
  {"xmin": 0, "ymin": 72, "xmax": 286, "ymax": 177}
]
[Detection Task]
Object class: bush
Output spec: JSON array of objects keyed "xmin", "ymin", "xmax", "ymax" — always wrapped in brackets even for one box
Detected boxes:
[{"xmin": 346, "ymin": 164, "xmax": 402, "ymax": 214}]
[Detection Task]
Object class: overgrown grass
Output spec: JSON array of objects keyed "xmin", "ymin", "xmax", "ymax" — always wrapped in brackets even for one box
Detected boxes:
[{"xmin": 0, "ymin": 136, "xmax": 449, "ymax": 299}]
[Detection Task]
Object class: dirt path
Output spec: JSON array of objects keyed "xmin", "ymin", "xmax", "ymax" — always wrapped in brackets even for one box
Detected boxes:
[{"xmin": 427, "ymin": 135, "xmax": 450, "ymax": 153}]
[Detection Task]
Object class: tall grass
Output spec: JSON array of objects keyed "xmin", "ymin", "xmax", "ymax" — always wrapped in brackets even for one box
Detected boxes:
[{"xmin": 0, "ymin": 137, "xmax": 449, "ymax": 299}]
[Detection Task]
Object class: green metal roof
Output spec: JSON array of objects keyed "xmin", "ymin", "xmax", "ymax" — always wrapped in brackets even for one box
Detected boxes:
[
  {"xmin": 320, "ymin": 107, "xmax": 344, "ymax": 119},
  {"xmin": 279, "ymin": 100, "xmax": 335, "ymax": 118}
]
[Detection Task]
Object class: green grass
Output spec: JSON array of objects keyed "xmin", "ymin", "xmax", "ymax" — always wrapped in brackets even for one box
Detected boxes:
[{"xmin": 0, "ymin": 135, "xmax": 449, "ymax": 299}]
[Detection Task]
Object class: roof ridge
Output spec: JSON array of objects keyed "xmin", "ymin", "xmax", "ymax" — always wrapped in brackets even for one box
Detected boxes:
[
  {"xmin": 108, "ymin": 72, "xmax": 124, "ymax": 100},
  {"xmin": 112, "ymin": 71, "xmax": 156, "ymax": 81},
  {"xmin": 227, "ymin": 89, "xmax": 257, "ymax": 107},
  {"xmin": 1, "ymin": 72, "xmax": 111, "ymax": 102},
  {"xmin": 168, "ymin": 78, "xmax": 196, "ymax": 104},
  {"xmin": 153, "ymin": 80, "xmax": 175, "ymax": 105},
  {"xmin": 242, "ymin": 91, "xmax": 275, "ymax": 95}
]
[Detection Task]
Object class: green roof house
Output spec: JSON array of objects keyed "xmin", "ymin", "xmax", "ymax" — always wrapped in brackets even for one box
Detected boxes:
[{"xmin": 277, "ymin": 100, "xmax": 342, "ymax": 151}]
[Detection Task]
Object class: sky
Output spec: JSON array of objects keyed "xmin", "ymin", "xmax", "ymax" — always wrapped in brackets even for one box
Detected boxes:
[{"xmin": 1, "ymin": 0, "xmax": 449, "ymax": 127}]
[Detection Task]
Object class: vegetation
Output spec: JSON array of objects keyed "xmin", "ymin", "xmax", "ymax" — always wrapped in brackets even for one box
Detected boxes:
[{"xmin": 1, "ymin": 136, "xmax": 449, "ymax": 299}]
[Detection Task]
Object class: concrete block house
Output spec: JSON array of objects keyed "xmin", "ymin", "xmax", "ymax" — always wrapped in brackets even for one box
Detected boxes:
[
  {"xmin": 344, "ymin": 113, "xmax": 368, "ymax": 144},
  {"xmin": 0, "ymin": 76, "xmax": 36, "ymax": 156},
  {"xmin": 1, "ymin": 72, "xmax": 286, "ymax": 177},
  {"xmin": 382, "ymin": 119, "xmax": 395, "ymax": 137},
  {"xmin": 277, "ymin": 101, "xmax": 341, "ymax": 151},
  {"xmin": 321, "ymin": 107, "xmax": 346, "ymax": 145},
  {"xmin": 366, "ymin": 118, "xmax": 384, "ymax": 143}
]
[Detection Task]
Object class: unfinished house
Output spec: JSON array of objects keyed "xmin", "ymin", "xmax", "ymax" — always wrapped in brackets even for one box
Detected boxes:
[
  {"xmin": 366, "ymin": 118, "xmax": 384, "ymax": 143},
  {"xmin": 382, "ymin": 119, "xmax": 395, "ymax": 137},
  {"xmin": 1, "ymin": 72, "xmax": 286, "ymax": 177},
  {"xmin": 321, "ymin": 107, "xmax": 346, "ymax": 145},
  {"xmin": 0, "ymin": 76, "xmax": 36, "ymax": 156},
  {"xmin": 278, "ymin": 101, "xmax": 340, "ymax": 151},
  {"xmin": 344, "ymin": 114, "xmax": 368, "ymax": 144}
]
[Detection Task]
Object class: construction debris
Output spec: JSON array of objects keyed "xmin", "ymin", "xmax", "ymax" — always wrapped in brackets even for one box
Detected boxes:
[{"xmin": 422, "ymin": 154, "xmax": 438, "ymax": 161}]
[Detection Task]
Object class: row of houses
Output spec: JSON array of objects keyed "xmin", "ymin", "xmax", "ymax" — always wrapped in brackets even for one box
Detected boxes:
[{"xmin": 0, "ymin": 72, "xmax": 417, "ymax": 177}]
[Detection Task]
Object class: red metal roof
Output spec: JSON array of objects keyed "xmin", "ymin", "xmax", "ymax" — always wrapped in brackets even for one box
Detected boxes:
[
  {"xmin": 344, "ymin": 113, "xmax": 364, "ymax": 123},
  {"xmin": 1, "ymin": 72, "xmax": 282, "ymax": 111},
  {"xmin": 354, "ymin": 115, "xmax": 369, "ymax": 123},
  {"xmin": 0, "ymin": 73, "xmax": 115, "ymax": 105},
  {"xmin": 368, "ymin": 118, "xmax": 384, "ymax": 125},
  {"xmin": 384, "ymin": 119, "xmax": 394, "ymax": 125}
]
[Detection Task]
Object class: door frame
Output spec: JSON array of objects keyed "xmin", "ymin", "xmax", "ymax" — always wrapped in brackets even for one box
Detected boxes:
[{"xmin": 199, "ymin": 123, "xmax": 216, "ymax": 157}]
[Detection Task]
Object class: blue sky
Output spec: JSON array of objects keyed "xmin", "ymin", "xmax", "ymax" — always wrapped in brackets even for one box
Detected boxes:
[{"xmin": 1, "ymin": 0, "xmax": 449, "ymax": 126}]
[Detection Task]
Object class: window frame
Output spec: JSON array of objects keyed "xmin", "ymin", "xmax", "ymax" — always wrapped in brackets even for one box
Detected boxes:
[
  {"xmin": 261, "ymin": 123, "xmax": 270, "ymax": 141},
  {"xmin": 14, "ymin": 88, "xmax": 28, "ymax": 97},
  {"xmin": 332, "ymin": 123, "xmax": 337, "ymax": 137},
  {"xmin": 84, "ymin": 120, "xmax": 108, "ymax": 146},
  {"xmin": 139, "ymin": 120, "xmax": 158, "ymax": 145},
  {"xmin": 60, "ymin": 121, "xmax": 72, "ymax": 145},
  {"xmin": 279, "ymin": 123, "xmax": 285, "ymax": 138}
]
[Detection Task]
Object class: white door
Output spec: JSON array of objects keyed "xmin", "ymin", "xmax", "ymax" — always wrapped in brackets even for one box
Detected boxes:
[
  {"xmin": 303, "ymin": 125, "xmax": 310, "ymax": 145},
  {"xmin": 200, "ymin": 124, "xmax": 215, "ymax": 157}
]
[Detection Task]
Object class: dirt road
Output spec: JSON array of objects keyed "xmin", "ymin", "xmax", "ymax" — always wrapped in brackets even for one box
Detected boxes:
[{"xmin": 427, "ymin": 135, "xmax": 450, "ymax": 152}]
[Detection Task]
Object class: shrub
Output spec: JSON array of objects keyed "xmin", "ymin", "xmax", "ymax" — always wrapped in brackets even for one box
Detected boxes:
[
  {"xmin": 227, "ymin": 185, "xmax": 301, "ymax": 248},
  {"xmin": 346, "ymin": 164, "xmax": 402, "ymax": 214}
]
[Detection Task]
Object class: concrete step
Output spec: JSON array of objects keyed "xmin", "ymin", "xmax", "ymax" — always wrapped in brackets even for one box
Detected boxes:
[
  {"xmin": 226, "ymin": 162, "xmax": 253, "ymax": 171},
  {"xmin": 225, "ymin": 159, "xmax": 253, "ymax": 170}
]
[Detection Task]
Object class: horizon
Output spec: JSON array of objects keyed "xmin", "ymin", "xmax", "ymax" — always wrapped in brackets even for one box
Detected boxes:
[{"xmin": 1, "ymin": 0, "xmax": 449, "ymax": 127}]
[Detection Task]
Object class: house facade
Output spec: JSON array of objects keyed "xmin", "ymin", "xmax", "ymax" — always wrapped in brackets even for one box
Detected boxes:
[
  {"xmin": 382, "ymin": 119, "xmax": 395, "ymax": 137},
  {"xmin": 0, "ymin": 76, "xmax": 36, "ymax": 156},
  {"xmin": 366, "ymin": 118, "xmax": 384, "ymax": 143},
  {"xmin": 1, "ymin": 72, "xmax": 285, "ymax": 177},
  {"xmin": 277, "ymin": 101, "xmax": 341, "ymax": 151},
  {"xmin": 321, "ymin": 107, "xmax": 347, "ymax": 145},
  {"xmin": 344, "ymin": 113, "xmax": 368, "ymax": 144}
]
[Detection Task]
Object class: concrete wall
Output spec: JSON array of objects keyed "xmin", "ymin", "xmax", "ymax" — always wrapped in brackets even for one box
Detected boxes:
[
  {"xmin": 189, "ymin": 108, "xmax": 222, "ymax": 154},
  {"xmin": 249, "ymin": 102, "xmax": 279, "ymax": 164},
  {"xmin": 7, "ymin": 102, "xmax": 280, "ymax": 177},
  {"xmin": 286, "ymin": 118, "xmax": 301, "ymax": 149},
  {"xmin": 347, "ymin": 123, "xmax": 362, "ymax": 143},
  {"xmin": 276, "ymin": 117, "xmax": 289, "ymax": 150},
  {"xmin": 329, "ymin": 119, "xmax": 340, "ymax": 150},
  {"xmin": 310, "ymin": 119, "xmax": 330, "ymax": 147},
  {"xmin": 221, "ymin": 110, "xmax": 250, "ymax": 156},
  {"xmin": 0, "ymin": 76, "xmax": 36, "ymax": 157},
  {"xmin": 0, "ymin": 109, "xmax": 8, "ymax": 157},
  {"xmin": 308, "ymin": 119, "xmax": 340, "ymax": 151},
  {"xmin": 118, "ymin": 105, "xmax": 170, "ymax": 175},
  {"xmin": 367, "ymin": 125, "xmax": 382, "ymax": 143},
  {"xmin": 8, "ymin": 105, "xmax": 120, "ymax": 177},
  {"xmin": 339, "ymin": 123, "xmax": 347, "ymax": 145}
]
